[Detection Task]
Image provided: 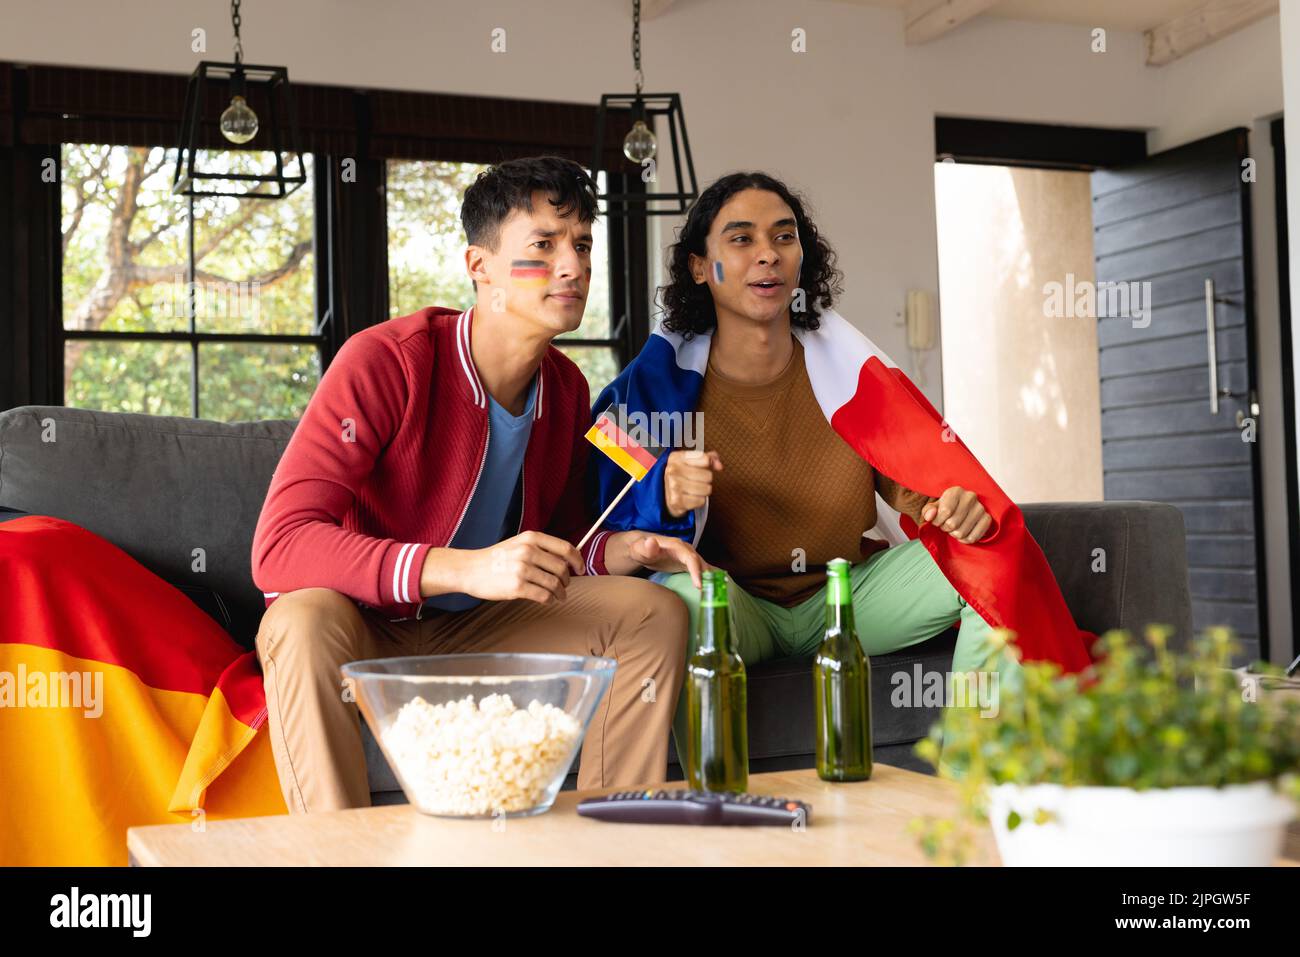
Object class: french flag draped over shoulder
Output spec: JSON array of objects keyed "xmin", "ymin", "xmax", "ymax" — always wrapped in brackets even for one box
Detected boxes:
[{"xmin": 590, "ymin": 308, "xmax": 1097, "ymax": 674}]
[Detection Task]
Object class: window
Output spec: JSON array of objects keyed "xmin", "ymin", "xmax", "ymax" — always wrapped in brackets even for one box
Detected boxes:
[
  {"xmin": 59, "ymin": 144, "xmax": 321, "ymax": 420},
  {"xmin": 386, "ymin": 160, "xmax": 621, "ymax": 396},
  {"xmin": 55, "ymin": 148, "xmax": 643, "ymax": 421}
]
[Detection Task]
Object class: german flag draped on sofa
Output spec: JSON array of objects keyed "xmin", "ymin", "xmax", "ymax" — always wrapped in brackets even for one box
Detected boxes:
[{"xmin": 0, "ymin": 515, "xmax": 285, "ymax": 866}]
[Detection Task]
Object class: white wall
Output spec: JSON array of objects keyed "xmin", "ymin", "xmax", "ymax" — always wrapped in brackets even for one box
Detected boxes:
[
  {"xmin": 0, "ymin": 0, "xmax": 1173, "ymax": 405},
  {"xmin": 934, "ymin": 164, "xmax": 1104, "ymax": 504},
  {"xmin": 1248, "ymin": 113, "xmax": 1292, "ymax": 670},
  {"xmin": 0, "ymin": 1, "xmax": 1278, "ymax": 388},
  {"xmin": 1279, "ymin": 2, "xmax": 1300, "ymax": 670},
  {"xmin": 3, "ymin": 0, "xmax": 1293, "ymax": 661},
  {"xmin": 1148, "ymin": 12, "xmax": 1283, "ymax": 152}
]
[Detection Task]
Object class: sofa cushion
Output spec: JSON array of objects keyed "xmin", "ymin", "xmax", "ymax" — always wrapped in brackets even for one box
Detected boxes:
[
  {"xmin": 1021, "ymin": 501, "xmax": 1193, "ymax": 649},
  {"xmin": 0, "ymin": 405, "xmax": 294, "ymax": 646}
]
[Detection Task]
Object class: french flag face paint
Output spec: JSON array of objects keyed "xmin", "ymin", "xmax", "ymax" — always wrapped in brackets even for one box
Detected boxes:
[
  {"xmin": 712, "ymin": 261, "xmax": 724, "ymax": 284},
  {"xmin": 510, "ymin": 259, "xmax": 549, "ymax": 287}
]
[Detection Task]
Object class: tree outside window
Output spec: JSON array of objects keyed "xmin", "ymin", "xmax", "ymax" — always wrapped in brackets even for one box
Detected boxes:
[{"xmin": 60, "ymin": 143, "xmax": 320, "ymax": 421}]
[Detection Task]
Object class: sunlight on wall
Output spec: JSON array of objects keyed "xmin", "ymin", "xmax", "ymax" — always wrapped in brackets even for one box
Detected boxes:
[{"xmin": 934, "ymin": 162, "xmax": 1103, "ymax": 503}]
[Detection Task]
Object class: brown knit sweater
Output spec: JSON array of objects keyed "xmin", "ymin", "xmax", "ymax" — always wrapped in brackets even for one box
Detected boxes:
[{"xmin": 696, "ymin": 338, "xmax": 931, "ymax": 607}]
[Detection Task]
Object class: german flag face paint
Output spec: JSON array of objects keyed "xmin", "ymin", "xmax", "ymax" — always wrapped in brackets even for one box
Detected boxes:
[{"xmin": 510, "ymin": 259, "xmax": 549, "ymax": 287}]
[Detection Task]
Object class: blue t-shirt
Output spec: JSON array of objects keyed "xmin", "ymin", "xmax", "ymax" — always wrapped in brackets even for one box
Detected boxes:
[{"xmin": 421, "ymin": 376, "xmax": 537, "ymax": 613}]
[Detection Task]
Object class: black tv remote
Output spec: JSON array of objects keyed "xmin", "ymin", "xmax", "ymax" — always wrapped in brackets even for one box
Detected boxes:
[{"xmin": 577, "ymin": 788, "xmax": 811, "ymax": 826}]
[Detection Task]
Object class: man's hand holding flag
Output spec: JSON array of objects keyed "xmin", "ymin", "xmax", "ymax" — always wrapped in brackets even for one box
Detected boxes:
[{"xmin": 581, "ymin": 404, "xmax": 710, "ymax": 588}]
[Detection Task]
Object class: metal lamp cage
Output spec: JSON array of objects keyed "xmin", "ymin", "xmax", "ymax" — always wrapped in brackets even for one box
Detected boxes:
[
  {"xmin": 173, "ymin": 60, "xmax": 307, "ymax": 200},
  {"xmin": 591, "ymin": 92, "xmax": 698, "ymax": 217}
]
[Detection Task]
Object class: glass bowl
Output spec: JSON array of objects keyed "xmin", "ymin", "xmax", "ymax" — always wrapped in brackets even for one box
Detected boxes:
[{"xmin": 341, "ymin": 653, "xmax": 616, "ymax": 818}]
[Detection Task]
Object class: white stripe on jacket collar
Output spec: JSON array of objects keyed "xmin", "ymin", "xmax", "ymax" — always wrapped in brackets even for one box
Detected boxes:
[
  {"xmin": 456, "ymin": 306, "xmax": 545, "ymax": 419},
  {"xmin": 456, "ymin": 308, "xmax": 485, "ymax": 408}
]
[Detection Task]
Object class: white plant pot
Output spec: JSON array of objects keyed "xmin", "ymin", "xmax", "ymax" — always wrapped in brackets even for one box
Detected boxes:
[{"xmin": 987, "ymin": 780, "xmax": 1296, "ymax": 866}]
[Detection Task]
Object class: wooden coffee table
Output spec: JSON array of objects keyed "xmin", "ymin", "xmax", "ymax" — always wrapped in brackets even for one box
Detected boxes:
[
  {"xmin": 128, "ymin": 763, "xmax": 1300, "ymax": 866},
  {"xmin": 127, "ymin": 764, "xmax": 995, "ymax": 866}
]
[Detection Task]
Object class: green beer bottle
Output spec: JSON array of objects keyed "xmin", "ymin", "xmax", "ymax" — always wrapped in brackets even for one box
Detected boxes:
[
  {"xmin": 686, "ymin": 570, "xmax": 748, "ymax": 792},
  {"xmin": 814, "ymin": 558, "xmax": 872, "ymax": 781}
]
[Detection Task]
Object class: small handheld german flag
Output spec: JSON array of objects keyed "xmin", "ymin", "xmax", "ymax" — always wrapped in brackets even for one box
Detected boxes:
[
  {"xmin": 585, "ymin": 405, "xmax": 661, "ymax": 480},
  {"xmin": 579, "ymin": 405, "xmax": 665, "ymax": 548}
]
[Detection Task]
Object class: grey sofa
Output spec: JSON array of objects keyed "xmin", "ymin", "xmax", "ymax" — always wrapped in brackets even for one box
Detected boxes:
[{"xmin": 0, "ymin": 404, "xmax": 1195, "ymax": 804}]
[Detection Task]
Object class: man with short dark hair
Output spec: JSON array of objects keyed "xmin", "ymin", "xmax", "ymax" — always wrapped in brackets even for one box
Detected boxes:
[{"xmin": 252, "ymin": 156, "xmax": 703, "ymax": 813}]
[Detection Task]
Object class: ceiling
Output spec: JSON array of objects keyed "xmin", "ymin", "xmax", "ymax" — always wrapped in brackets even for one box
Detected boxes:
[{"xmin": 840, "ymin": 0, "xmax": 1222, "ymax": 33}]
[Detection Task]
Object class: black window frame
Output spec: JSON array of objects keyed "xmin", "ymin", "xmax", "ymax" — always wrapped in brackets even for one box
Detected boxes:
[
  {"xmin": 2, "ymin": 61, "xmax": 652, "ymax": 416},
  {"xmin": 555, "ymin": 170, "xmax": 651, "ymax": 374},
  {"xmin": 54, "ymin": 143, "xmax": 330, "ymax": 420},
  {"xmin": 53, "ymin": 154, "xmax": 649, "ymax": 419}
]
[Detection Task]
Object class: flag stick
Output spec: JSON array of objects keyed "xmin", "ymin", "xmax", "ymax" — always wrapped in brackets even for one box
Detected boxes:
[{"xmin": 579, "ymin": 474, "xmax": 636, "ymax": 550}]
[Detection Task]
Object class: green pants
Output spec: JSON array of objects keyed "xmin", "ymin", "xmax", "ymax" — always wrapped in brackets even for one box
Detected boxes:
[{"xmin": 653, "ymin": 539, "xmax": 1022, "ymax": 771}]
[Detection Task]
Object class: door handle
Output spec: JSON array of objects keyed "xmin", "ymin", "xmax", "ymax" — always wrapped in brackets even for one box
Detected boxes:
[
  {"xmin": 1205, "ymin": 278, "xmax": 1220, "ymax": 415},
  {"xmin": 1205, "ymin": 278, "xmax": 1241, "ymax": 414}
]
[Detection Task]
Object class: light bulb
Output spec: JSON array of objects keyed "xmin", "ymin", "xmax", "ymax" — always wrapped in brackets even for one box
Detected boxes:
[
  {"xmin": 623, "ymin": 119, "xmax": 657, "ymax": 163},
  {"xmin": 220, "ymin": 95, "xmax": 259, "ymax": 145}
]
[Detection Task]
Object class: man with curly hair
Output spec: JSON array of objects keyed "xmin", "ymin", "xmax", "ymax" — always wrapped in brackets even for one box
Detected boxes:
[{"xmin": 589, "ymin": 171, "xmax": 1095, "ymax": 769}]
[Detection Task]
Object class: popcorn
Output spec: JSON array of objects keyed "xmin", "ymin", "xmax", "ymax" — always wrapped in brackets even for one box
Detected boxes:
[{"xmin": 382, "ymin": 692, "xmax": 582, "ymax": 816}]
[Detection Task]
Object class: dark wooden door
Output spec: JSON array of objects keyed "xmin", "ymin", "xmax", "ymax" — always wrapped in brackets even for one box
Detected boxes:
[{"xmin": 1092, "ymin": 128, "xmax": 1265, "ymax": 663}]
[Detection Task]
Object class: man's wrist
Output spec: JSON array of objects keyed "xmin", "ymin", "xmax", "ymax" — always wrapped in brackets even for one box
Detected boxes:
[
  {"xmin": 603, "ymin": 531, "xmax": 631, "ymax": 571},
  {"xmin": 664, "ymin": 493, "xmax": 695, "ymax": 520},
  {"xmin": 662, "ymin": 490, "xmax": 683, "ymax": 520},
  {"xmin": 419, "ymin": 547, "xmax": 470, "ymax": 599},
  {"xmin": 604, "ymin": 530, "xmax": 654, "ymax": 576}
]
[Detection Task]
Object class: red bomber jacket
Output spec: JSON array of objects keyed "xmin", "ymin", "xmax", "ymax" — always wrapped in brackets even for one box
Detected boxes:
[{"xmin": 251, "ymin": 306, "xmax": 614, "ymax": 620}]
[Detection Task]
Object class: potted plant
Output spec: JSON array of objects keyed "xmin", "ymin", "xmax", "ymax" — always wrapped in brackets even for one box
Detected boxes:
[{"xmin": 910, "ymin": 626, "xmax": 1300, "ymax": 866}]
